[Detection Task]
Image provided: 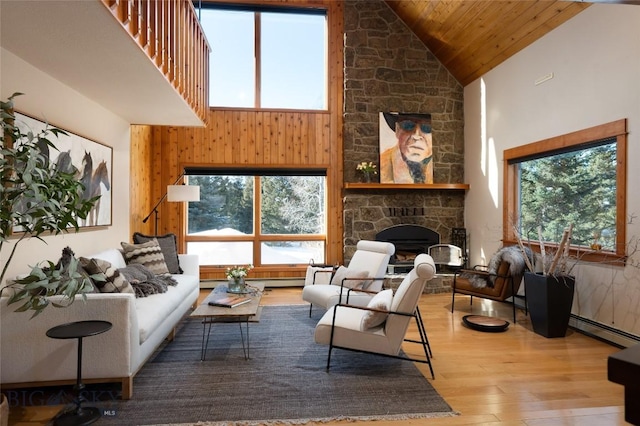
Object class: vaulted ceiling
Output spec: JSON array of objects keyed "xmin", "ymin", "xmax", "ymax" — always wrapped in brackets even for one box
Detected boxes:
[
  {"xmin": 383, "ymin": 0, "xmax": 600, "ymax": 86},
  {"xmin": 2, "ymin": 0, "xmax": 637, "ymax": 122}
]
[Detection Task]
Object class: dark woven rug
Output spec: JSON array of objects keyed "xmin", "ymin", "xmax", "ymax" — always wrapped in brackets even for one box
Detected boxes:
[{"xmin": 103, "ymin": 305, "xmax": 455, "ymax": 425}]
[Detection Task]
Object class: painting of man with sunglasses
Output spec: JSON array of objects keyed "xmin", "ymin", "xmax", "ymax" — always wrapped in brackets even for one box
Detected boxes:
[{"xmin": 379, "ymin": 112, "xmax": 433, "ymax": 184}]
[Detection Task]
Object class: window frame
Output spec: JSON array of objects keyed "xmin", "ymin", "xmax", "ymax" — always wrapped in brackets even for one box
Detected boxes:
[
  {"xmin": 197, "ymin": 2, "xmax": 329, "ymax": 111},
  {"xmin": 503, "ymin": 119, "xmax": 628, "ymax": 263},
  {"xmin": 183, "ymin": 168, "xmax": 328, "ymax": 271}
]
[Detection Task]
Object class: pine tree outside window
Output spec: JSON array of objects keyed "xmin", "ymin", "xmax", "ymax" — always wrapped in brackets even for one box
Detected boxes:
[
  {"xmin": 184, "ymin": 173, "xmax": 326, "ymax": 267},
  {"xmin": 503, "ymin": 119, "xmax": 627, "ymax": 262}
]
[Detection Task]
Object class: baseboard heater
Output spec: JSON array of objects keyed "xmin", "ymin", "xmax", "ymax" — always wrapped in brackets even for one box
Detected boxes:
[
  {"xmin": 200, "ymin": 278, "xmax": 304, "ymax": 289},
  {"xmin": 511, "ymin": 297, "xmax": 639, "ymax": 348},
  {"xmin": 569, "ymin": 315, "xmax": 640, "ymax": 349}
]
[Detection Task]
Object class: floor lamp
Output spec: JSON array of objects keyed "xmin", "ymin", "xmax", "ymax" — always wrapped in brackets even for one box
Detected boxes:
[{"xmin": 142, "ymin": 174, "xmax": 200, "ymax": 235}]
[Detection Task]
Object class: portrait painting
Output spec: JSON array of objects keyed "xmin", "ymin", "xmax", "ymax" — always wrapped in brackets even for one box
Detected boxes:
[
  {"xmin": 14, "ymin": 112, "xmax": 112, "ymax": 228},
  {"xmin": 379, "ymin": 112, "xmax": 433, "ymax": 184}
]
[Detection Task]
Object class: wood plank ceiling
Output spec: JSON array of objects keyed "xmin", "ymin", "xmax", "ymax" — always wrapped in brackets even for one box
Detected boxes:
[{"xmin": 384, "ymin": 0, "xmax": 592, "ymax": 86}]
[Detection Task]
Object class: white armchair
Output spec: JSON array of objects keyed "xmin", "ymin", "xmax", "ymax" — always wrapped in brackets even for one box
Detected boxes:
[
  {"xmin": 314, "ymin": 253, "xmax": 437, "ymax": 377},
  {"xmin": 301, "ymin": 240, "xmax": 395, "ymax": 316}
]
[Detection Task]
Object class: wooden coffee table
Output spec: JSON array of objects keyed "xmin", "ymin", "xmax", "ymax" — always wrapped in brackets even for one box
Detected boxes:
[{"xmin": 191, "ymin": 282, "xmax": 264, "ymax": 361}]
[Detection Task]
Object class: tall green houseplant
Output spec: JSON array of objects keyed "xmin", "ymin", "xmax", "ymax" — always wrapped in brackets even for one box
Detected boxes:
[{"xmin": 0, "ymin": 93, "xmax": 100, "ymax": 316}]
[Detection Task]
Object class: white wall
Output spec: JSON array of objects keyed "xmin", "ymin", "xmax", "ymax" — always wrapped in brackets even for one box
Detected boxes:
[
  {"xmin": 464, "ymin": 4, "xmax": 640, "ymax": 337},
  {"xmin": 1, "ymin": 48, "xmax": 130, "ymax": 282}
]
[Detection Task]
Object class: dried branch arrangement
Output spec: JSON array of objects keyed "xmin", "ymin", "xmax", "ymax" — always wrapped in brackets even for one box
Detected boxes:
[
  {"xmin": 514, "ymin": 218, "xmax": 640, "ymax": 277},
  {"xmin": 514, "ymin": 223, "xmax": 574, "ymax": 276}
]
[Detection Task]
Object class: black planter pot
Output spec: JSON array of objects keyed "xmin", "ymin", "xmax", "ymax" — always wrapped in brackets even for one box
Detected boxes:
[{"xmin": 524, "ymin": 272, "xmax": 575, "ymax": 338}]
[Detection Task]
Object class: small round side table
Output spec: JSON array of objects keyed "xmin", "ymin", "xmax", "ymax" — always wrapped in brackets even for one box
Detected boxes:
[{"xmin": 46, "ymin": 320, "xmax": 112, "ymax": 426}]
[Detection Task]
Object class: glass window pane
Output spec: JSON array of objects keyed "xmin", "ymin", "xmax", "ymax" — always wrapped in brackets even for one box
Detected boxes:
[
  {"xmin": 261, "ymin": 12, "xmax": 327, "ymax": 110},
  {"xmin": 518, "ymin": 142, "xmax": 617, "ymax": 249},
  {"xmin": 187, "ymin": 241, "xmax": 253, "ymax": 265},
  {"xmin": 187, "ymin": 176, "xmax": 254, "ymax": 235},
  {"xmin": 200, "ymin": 9, "xmax": 255, "ymax": 107},
  {"xmin": 260, "ymin": 176, "xmax": 325, "ymax": 235},
  {"xmin": 261, "ymin": 241, "xmax": 325, "ymax": 265}
]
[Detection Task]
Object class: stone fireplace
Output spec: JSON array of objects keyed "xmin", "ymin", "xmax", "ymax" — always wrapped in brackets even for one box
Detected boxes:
[
  {"xmin": 341, "ymin": 0, "xmax": 466, "ymax": 293},
  {"xmin": 342, "ymin": 190, "xmax": 465, "ymax": 293}
]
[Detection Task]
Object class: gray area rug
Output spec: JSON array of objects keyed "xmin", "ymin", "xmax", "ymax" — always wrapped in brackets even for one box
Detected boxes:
[{"xmin": 103, "ymin": 305, "xmax": 455, "ymax": 425}]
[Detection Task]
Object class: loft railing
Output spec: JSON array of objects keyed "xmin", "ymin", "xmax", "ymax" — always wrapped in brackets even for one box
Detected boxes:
[{"xmin": 101, "ymin": 0, "xmax": 210, "ymax": 124}]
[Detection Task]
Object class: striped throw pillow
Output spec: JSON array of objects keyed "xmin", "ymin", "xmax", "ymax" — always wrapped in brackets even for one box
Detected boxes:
[
  {"xmin": 79, "ymin": 257, "xmax": 134, "ymax": 294},
  {"xmin": 121, "ymin": 239, "xmax": 170, "ymax": 276},
  {"xmin": 133, "ymin": 232, "xmax": 182, "ymax": 274}
]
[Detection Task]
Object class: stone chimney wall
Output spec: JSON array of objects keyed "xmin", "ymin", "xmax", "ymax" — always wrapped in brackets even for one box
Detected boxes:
[{"xmin": 343, "ymin": 0, "xmax": 466, "ymax": 292}]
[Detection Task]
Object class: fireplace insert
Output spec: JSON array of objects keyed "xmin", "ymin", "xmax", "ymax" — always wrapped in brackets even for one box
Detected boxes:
[{"xmin": 375, "ymin": 225, "xmax": 440, "ymax": 273}]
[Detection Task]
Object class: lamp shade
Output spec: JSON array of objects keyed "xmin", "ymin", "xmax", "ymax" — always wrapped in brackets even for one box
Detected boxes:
[{"xmin": 167, "ymin": 185, "xmax": 200, "ymax": 202}]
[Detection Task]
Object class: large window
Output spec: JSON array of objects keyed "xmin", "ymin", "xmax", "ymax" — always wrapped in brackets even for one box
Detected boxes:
[
  {"xmin": 185, "ymin": 171, "xmax": 327, "ymax": 267},
  {"xmin": 504, "ymin": 119, "xmax": 627, "ymax": 260},
  {"xmin": 197, "ymin": 4, "xmax": 328, "ymax": 110}
]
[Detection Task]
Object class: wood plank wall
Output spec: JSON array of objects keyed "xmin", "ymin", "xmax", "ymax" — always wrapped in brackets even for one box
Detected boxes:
[{"xmin": 130, "ymin": 0, "xmax": 344, "ymax": 281}]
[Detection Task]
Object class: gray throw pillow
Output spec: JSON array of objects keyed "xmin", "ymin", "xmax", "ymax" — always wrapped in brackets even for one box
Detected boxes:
[{"xmin": 133, "ymin": 232, "xmax": 182, "ymax": 274}]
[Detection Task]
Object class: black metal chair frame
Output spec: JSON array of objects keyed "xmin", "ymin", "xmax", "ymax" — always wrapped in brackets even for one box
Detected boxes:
[
  {"xmin": 307, "ymin": 270, "xmax": 386, "ymax": 317},
  {"xmin": 306, "ymin": 264, "xmax": 337, "ymax": 316},
  {"xmin": 325, "ymin": 303, "xmax": 435, "ymax": 379}
]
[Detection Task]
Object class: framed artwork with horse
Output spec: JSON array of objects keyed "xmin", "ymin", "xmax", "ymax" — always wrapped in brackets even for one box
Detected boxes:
[{"xmin": 13, "ymin": 112, "xmax": 112, "ymax": 229}]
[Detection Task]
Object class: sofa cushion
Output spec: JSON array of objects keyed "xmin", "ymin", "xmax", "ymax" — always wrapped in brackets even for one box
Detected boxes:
[
  {"xmin": 361, "ymin": 289, "xmax": 393, "ymax": 330},
  {"xmin": 133, "ymin": 232, "xmax": 183, "ymax": 274},
  {"xmin": 89, "ymin": 248, "xmax": 127, "ymax": 269},
  {"xmin": 121, "ymin": 240, "xmax": 170, "ymax": 276},
  {"xmin": 135, "ymin": 274, "xmax": 198, "ymax": 344},
  {"xmin": 79, "ymin": 257, "xmax": 134, "ymax": 294}
]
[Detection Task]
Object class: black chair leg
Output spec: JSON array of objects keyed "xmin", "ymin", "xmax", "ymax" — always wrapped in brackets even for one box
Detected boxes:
[
  {"xmin": 326, "ymin": 346, "xmax": 333, "ymax": 370},
  {"xmin": 415, "ymin": 307, "xmax": 432, "ymax": 358}
]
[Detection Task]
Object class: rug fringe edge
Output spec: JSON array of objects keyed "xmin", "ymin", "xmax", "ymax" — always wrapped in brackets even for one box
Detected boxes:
[{"xmin": 152, "ymin": 411, "xmax": 461, "ymax": 426}]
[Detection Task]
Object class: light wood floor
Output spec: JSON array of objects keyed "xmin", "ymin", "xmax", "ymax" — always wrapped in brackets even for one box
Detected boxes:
[{"xmin": 8, "ymin": 288, "xmax": 629, "ymax": 425}]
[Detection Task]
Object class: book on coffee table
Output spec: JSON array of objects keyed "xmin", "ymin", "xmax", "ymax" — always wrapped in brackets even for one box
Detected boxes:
[{"xmin": 208, "ymin": 295, "xmax": 252, "ymax": 308}]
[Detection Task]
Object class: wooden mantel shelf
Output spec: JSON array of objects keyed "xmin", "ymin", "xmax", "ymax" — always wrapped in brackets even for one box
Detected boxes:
[{"xmin": 344, "ymin": 183, "xmax": 470, "ymax": 190}]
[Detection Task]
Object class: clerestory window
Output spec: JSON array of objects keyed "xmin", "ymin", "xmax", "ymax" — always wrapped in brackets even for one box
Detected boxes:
[
  {"xmin": 195, "ymin": 3, "xmax": 328, "ymax": 110},
  {"xmin": 503, "ymin": 119, "xmax": 627, "ymax": 262}
]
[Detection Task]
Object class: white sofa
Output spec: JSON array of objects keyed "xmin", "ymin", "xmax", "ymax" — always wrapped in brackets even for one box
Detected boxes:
[{"xmin": 0, "ymin": 248, "xmax": 200, "ymax": 399}]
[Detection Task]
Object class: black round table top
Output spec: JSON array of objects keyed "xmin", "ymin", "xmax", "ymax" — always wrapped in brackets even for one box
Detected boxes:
[
  {"xmin": 46, "ymin": 320, "xmax": 113, "ymax": 340},
  {"xmin": 462, "ymin": 315, "xmax": 509, "ymax": 332}
]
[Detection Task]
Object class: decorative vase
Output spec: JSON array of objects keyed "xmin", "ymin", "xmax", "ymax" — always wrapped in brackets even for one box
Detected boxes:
[
  {"xmin": 361, "ymin": 172, "xmax": 372, "ymax": 183},
  {"xmin": 524, "ymin": 272, "xmax": 575, "ymax": 338},
  {"xmin": 228, "ymin": 277, "xmax": 246, "ymax": 293}
]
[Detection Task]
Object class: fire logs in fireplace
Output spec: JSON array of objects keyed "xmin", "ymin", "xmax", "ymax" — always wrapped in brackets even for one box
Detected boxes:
[{"xmin": 375, "ymin": 225, "xmax": 440, "ymax": 273}]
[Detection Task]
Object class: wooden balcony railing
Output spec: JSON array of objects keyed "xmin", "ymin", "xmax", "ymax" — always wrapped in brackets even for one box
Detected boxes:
[{"xmin": 101, "ymin": 0, "xmax": 210, "ymax": 124}]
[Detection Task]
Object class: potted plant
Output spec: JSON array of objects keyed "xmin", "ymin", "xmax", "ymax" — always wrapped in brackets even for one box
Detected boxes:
[
  {"xmin": 0, "ymin": 92, "xmax": 100, "ymax": 317},
  {"xmin": 518, "ymin": 224, "xmax": 576, "ymax": 338}
]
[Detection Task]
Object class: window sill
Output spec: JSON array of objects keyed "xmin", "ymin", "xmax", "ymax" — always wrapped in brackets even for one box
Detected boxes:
[{"xmin": 503, "ymin": 239, "xmax": 627, "ymax": 266}]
